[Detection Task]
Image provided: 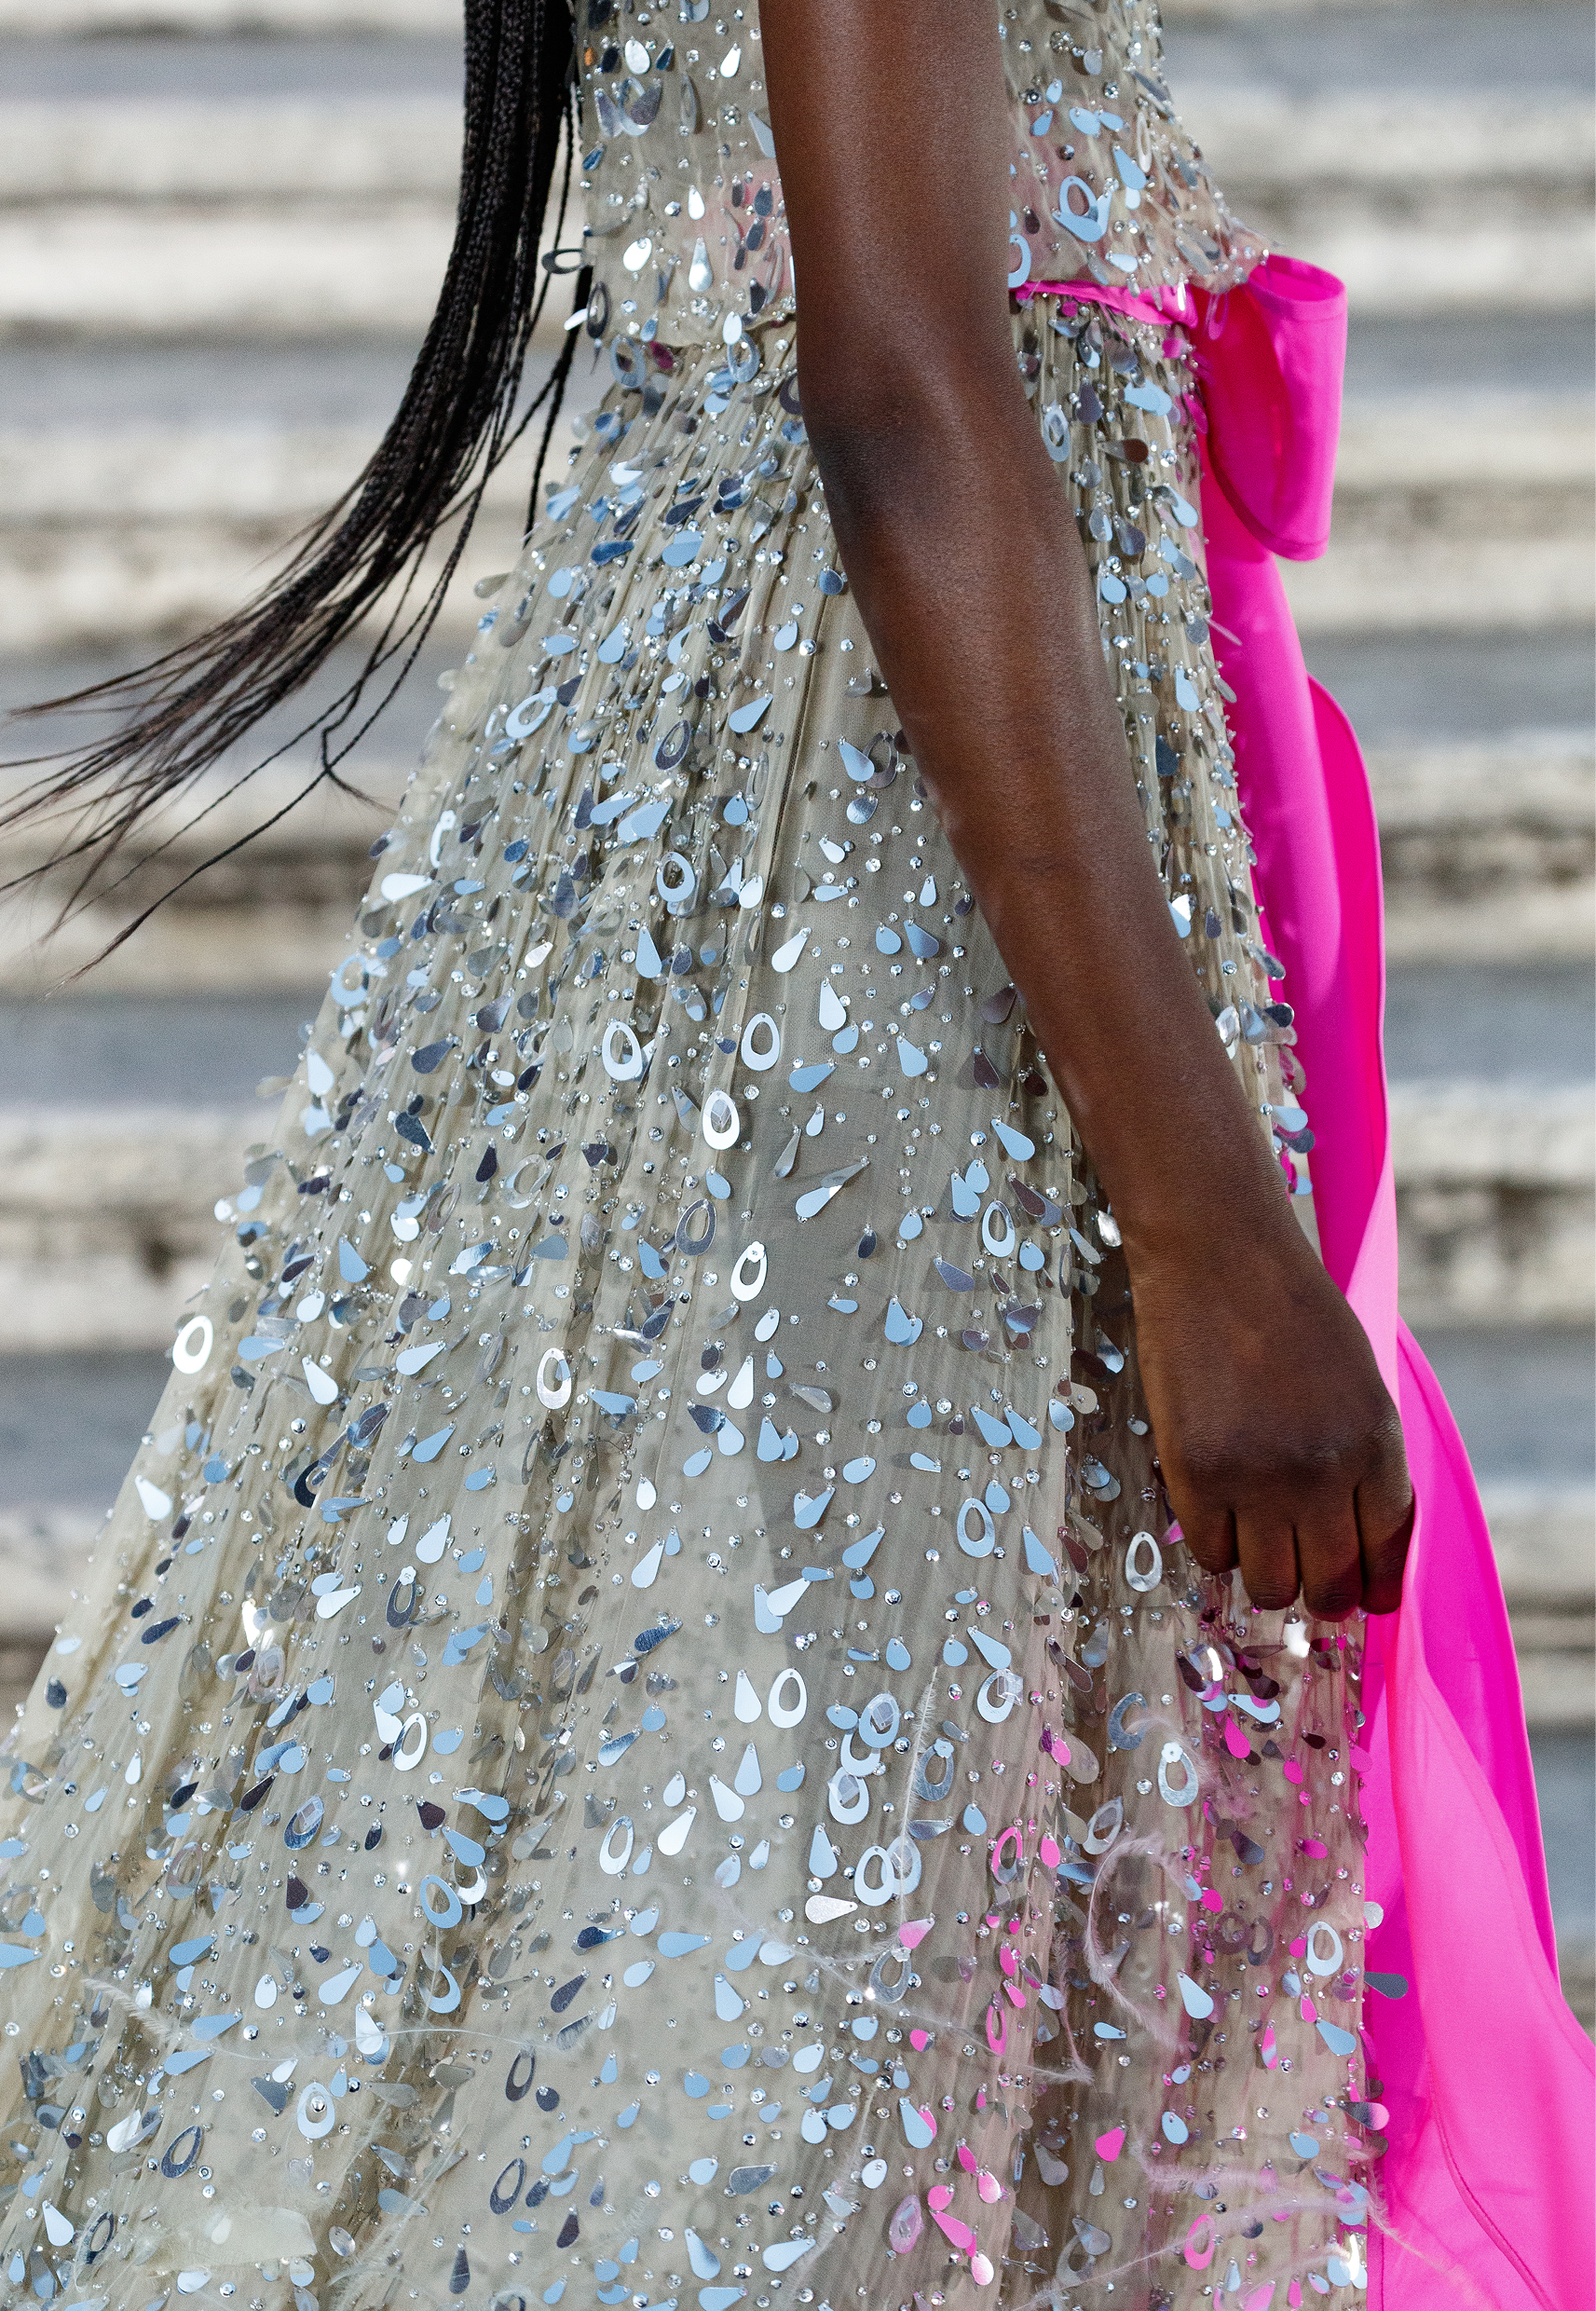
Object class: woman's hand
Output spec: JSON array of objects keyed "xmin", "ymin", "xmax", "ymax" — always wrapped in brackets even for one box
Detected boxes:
[{"xmin": 1127, "ymin": 1217, "xmax": 1414, "ymax": 1618}]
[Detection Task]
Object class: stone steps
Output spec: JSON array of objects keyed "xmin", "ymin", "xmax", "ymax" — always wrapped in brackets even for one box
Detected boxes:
[
  {"xmin": 4, "ymin": 45, "xmax": 1589, "ymax": 184},
  {"xmin": 0, "ymin": 57, "xmax": 1587, "ymax": 345},
  {"xmin": 1374, "ymin": 734, "xmax": 1594, "ymax": 964},
  {"xmin": 0, "ymin": 15, "xmax": 1588, "ymax": 658},
  {"xmin": 7, "ymin": 89, "xmax": 1576, "ymax": 205},
  {"xmin": 0, "ymin": 201, "xmax": 464, "ymax": 341},
  {"xmin": 0, "ymin": 0, "xmax": 1589, "ymax": 2011},
  {"xmin": 0, "ymin": 0, "xmax": 453, "ymax": 23},
  {"xmin": 1392, "ymin": 1082, "xmax": 1595, "ymax": 1327}
]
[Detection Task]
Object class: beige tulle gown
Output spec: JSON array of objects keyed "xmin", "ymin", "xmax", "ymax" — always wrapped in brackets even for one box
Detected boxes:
[{"xmin": 0, "ymin": 7, "xmax": 1380, "ymax": 2307}]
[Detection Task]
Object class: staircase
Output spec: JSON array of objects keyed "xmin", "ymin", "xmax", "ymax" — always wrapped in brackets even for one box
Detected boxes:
[{"xmin": 0, "ymin": 0, "xmax": 1590, "ymax": 2026}]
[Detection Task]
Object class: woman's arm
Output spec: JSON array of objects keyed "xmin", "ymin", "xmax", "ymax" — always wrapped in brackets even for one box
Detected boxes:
[{"xmin": 761, "ymin": 0, "xmax": 1412, "ymax": 1616}]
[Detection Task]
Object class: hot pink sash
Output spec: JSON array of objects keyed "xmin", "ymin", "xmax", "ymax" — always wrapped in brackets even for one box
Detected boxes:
[{"xmin": 1026, "ymin": 258, "xmax": 1596, "ymax": 2306}]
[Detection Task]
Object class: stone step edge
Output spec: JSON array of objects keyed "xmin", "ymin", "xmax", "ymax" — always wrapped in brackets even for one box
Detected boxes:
[
  {"xmin": 1383, "ymin": 887, "xmax": 1596, "ymax": 969},
  {"xmin": 1488, "ymin": 1484, "xmax": 1596, "ymax": 1607},
  {"xmin": 1, "ymin": 94, "xmax": 1589, "ymax": 200},
  {"xmin": 1515, "ymin": 1652, "xmax": 1596, "ymax": 1731}
]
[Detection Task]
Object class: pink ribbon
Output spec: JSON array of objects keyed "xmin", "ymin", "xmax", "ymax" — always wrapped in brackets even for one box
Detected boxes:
[
  {"xmin": 1017, "ymin": 273, "xmax": 1195, "ymax": 325},
  {"xmin": 1026, "ymin": 255, "xmax": 1596, "ymax": 2307}
]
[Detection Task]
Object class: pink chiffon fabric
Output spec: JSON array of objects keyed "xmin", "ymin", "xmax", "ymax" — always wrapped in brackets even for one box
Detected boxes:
[{"xmin": 1026, "ymin": 258, "xmax": 1596, "ymax": 2306}]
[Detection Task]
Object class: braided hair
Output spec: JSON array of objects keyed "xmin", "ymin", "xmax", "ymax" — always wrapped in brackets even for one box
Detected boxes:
[{"xmin": 6, "ymin": 0, "xmax": 581, "ymax": 954}]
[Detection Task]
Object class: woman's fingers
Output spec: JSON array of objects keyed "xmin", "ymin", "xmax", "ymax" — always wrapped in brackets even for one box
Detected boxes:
[
  {"xmin": 1294, "ymin": 1498, "xmax": 1365, "ymax": 1621},
  {"xmin": 1178, "ymin": 1450, "xmax": 1412, "ymax": 1619},
  {"xmin": 1234, "ymin": 1515, "xmax": 1301, "ymax": 1614},
  {"xmin": 1357, "ymin": 1449, "xmax": 1416, "ymax": 1615},
  {"xmin": 1177, "ymin": 1501, "xmax": 1239, "ymax": 1582}
]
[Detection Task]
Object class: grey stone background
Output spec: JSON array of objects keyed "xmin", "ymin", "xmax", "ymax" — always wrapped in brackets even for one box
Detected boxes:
[{"xmin": 0, "ymin": 0, "xmax": 1589, "ymax": 2027}]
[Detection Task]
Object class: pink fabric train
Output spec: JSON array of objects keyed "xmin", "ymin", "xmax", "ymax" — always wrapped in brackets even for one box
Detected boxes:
[{"xmin": 1027, "ymin": 255, "xmax": 1596, "ymax": 2308}]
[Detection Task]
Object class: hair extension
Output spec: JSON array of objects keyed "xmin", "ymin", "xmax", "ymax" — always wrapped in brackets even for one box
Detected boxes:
[{"xmin": 3, "ymin": 0, "xmax": 583, "ymax": 956}]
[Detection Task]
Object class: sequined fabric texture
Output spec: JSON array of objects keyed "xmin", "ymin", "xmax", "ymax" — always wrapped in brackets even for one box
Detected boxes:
[
  {"xmin": 577, "ymin": 0, "xmax": 1262, "ymax": 349},
  {"xmin": 0, "ymin": 173, "xmax": 1376, "ymax": 2311}
]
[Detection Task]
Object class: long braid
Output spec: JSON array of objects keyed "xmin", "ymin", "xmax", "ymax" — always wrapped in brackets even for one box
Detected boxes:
[{"xmin": 3, "ymin": 0, "xmax": 581, "ymax": 955}]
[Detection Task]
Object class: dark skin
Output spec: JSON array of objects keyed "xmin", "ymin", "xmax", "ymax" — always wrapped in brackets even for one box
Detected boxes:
[{"xmin": 760, "ymin": 0, "xmax": 1413, "ymax": 1619}]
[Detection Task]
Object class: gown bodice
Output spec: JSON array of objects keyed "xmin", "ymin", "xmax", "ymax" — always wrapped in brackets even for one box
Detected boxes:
[{"xmin": 576, "ymin": 0, "xmax": 1262, "ymax": 349}]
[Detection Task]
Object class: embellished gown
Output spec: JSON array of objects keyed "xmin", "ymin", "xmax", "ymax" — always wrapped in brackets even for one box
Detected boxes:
[{"xmin": 0, "ymin": 10, "xmax": 1390, "ymax": 2310}]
